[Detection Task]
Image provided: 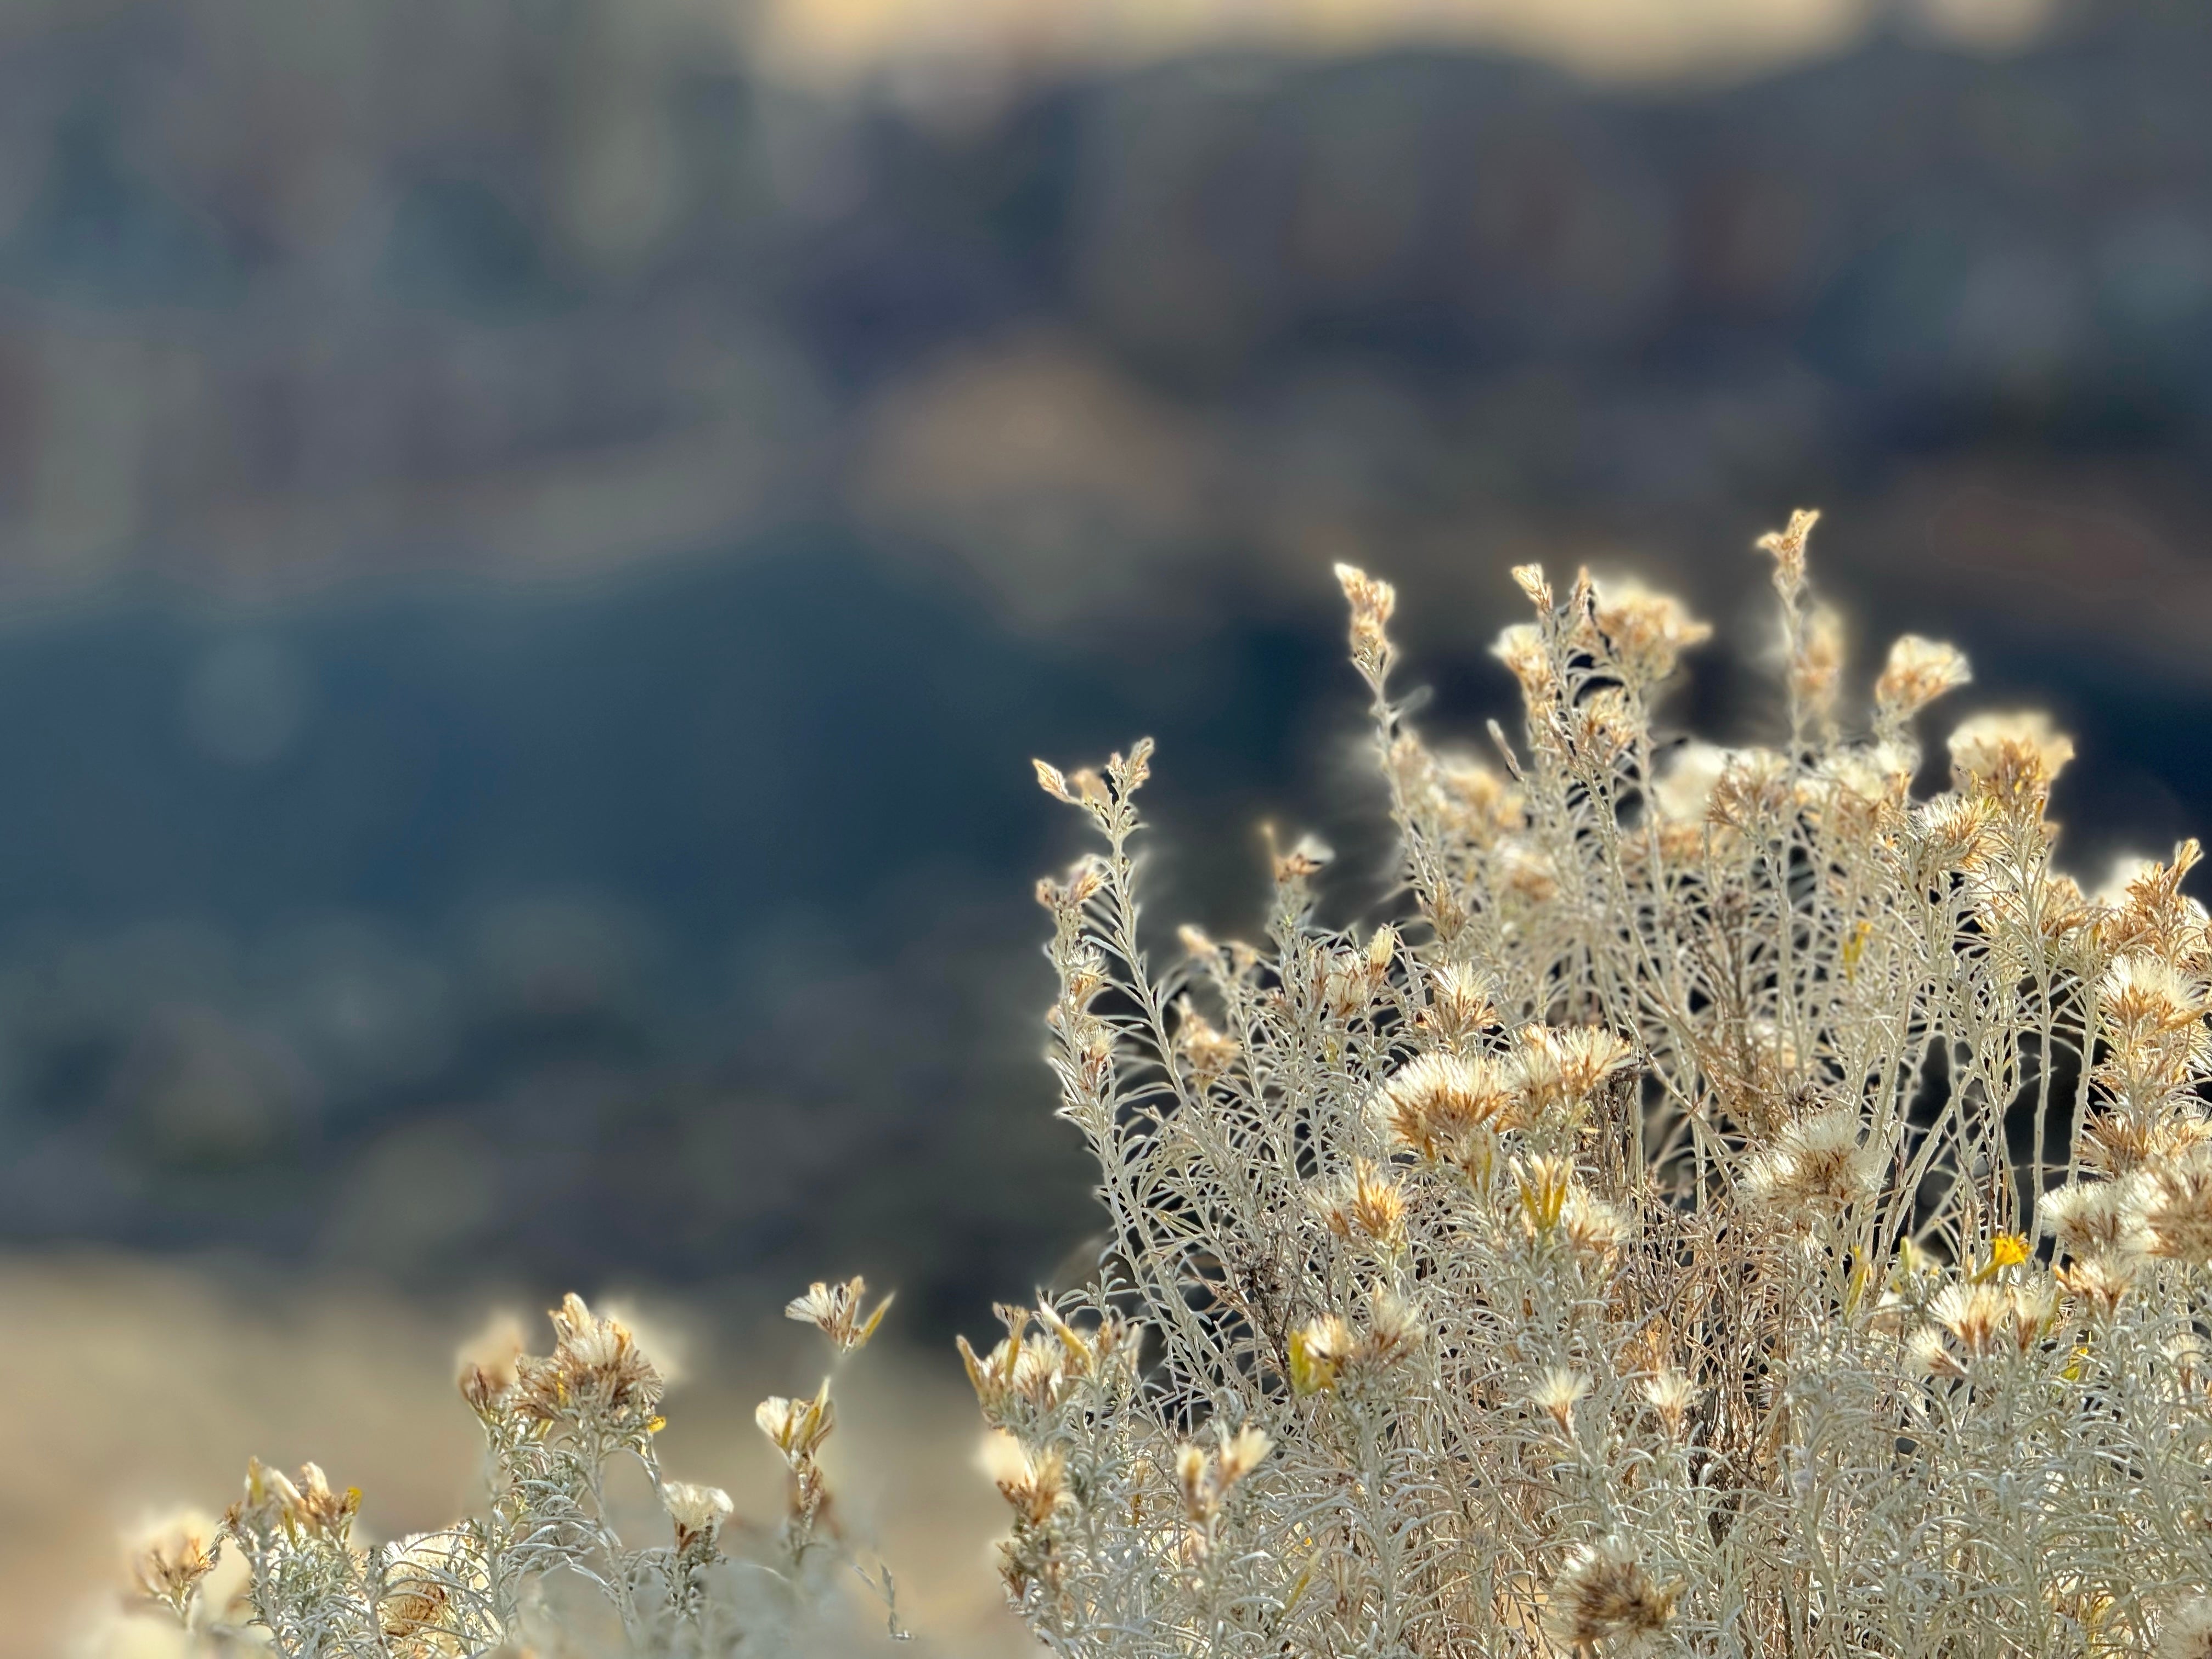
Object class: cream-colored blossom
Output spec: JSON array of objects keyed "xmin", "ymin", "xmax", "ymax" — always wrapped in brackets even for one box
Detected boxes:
[
  {"xmin": 1876, "ymin": 634, "xmax": 1972, "ymax": 725},
  {"xmin": 661, "ymin": 1482, "xmax": 734, "ymax": 1550},
  {"xmin": 784, "ymin": 1276, "xmax": 896, "ymax": 1352},
  {"xmin": 1949, "ymin": 710, "xmax": 2075, "ymax": 799}
]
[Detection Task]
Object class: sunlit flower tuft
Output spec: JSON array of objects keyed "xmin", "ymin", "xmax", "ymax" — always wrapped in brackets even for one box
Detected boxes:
[{"xmin": 783, "ymin": 1276, "xmax": 895, "ymax": 1352}]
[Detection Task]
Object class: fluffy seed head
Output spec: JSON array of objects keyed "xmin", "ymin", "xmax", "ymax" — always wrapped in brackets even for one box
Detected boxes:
[
  {"xmin": 1561, "ymin": 1190, "xmax": 1632, "ymax": 1264},
  {"xmin": 2055, "ymin": 1252, "xmax": 2139, "ymax": 1317},
  {"xmin": 982, "ymin": 1435, "xmax": 1068, "ymax": 1528},
  {"xmin": 1743, "ymin": 1105, "xmax": 1883, "ymax": 1216},
  {"xmin": 1548, "ymin": 1537, "xmax": 1678, "ymax": 1651},
  {"xmin": 455, "ymin": 1313, "xmax": 525, "ymax": 1417},
  {"xmin": 2160, "ymin": 1596, "xmax": 2212, "ymax": 1659},
  {"xmin": 1528, "ymin": 1367, "xmax": 1591, "ymax": 1431},
  {"xmin": 1215, "ymin": 1424, "xmax": 1272, "ymax": 1489},
  {"xmin": 2037, "ymin": 1178, "xmax": 2145, "ymax": 1260},
  {"xmin": 1378, "ymin": 1051, "xmax": 1516, "ymax": 1160},
  {"xmin": 1641, "ymin": 1370, "xmax": 1699, "ymax": 1436},
  {"xmin": 1362, "ymin": 1290, "xmax": 1426, "ymax": 1367},
  {"xmin": 2137, "ymin": 1150, "xmax": 2212, "ymax": 1266},
  {"xmin": 1289, "ymin": 1315, "xmax": 1351, "ymax": 1395},
  {"xmin": 1511, "ymin": 1023, "xmax": 1636, "ymax": 1113},
  {"xmin": 1651, "ymin": 741, "xmax": 1733, "ymax": 825}
]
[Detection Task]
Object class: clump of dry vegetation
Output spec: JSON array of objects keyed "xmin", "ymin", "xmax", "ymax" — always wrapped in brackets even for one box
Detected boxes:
[
  {"xmin": 980, "ymin": 512, "xmax": 2212, "ymax": 1656},
  {"xmin": 120, "ymin": 1280, "xmax": 902, "ymax": 1655},
  {"xmin": 117, "ymin": 510, "xmax": 2212, "ymax": 1656}
]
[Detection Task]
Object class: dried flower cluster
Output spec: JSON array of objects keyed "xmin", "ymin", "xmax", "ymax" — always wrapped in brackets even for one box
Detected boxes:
[
  {"xmin": 126, "ymin": 1285, "xmax": 904, "ymax": 1656},
  {"xmin": 979, "ymin": 511, "xmax": 2212, "ymax": 1656}
]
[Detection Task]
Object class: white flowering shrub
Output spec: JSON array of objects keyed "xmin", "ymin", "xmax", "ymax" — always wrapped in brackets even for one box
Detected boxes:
[
  {"xmin": 123, "ymin": 1281, "xmax": 902, "ymax": 1656},
  {"xmin": 119, "ymin": 509, "xmax": 2212, "ymax": 1658},
  {"xmin": 978, "ymin": 512, "xmax": 2212, "ymax": 1657}
]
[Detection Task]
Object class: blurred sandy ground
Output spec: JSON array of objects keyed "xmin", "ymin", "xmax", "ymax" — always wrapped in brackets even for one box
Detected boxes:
[{"xmin": 2, "ymin": 1250, "xmax": 1029, "ymax": 1659}]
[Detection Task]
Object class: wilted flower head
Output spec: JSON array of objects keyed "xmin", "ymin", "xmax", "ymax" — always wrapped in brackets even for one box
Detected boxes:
[
  {"xmin": 1511, "ymin": 1023, "xmax": 1636, "ymax": 1113},
  {"xmin": 755, "ymin": 1380, "xmax": 835, "ymax": 1468},
  {"xmin": 378, "ymin": 1528, "xmax": 493, "ymax": 1650},
  {"xmin": 957, "ymin": 1321, "xmax": 1072, "ymax": 1421},
  {"xmin": 1588, "ymin": 576, "xmax": 1712, "ymax": 685},
  {"xmin": 1492, "ymin": 621, "xmax": 1555, "ymax": 702},
  {"xmin": 784, "ymin": 1276, "xmax": 895, "ymax": 1352},
  {"xmin": 1430, "ymin": 755, "xmax": 1526, "ymax": 844},
  {"xmin": 1216, "ymin": 1424, "xmax": 1273, "ymax": 1488},
  {"xmin": 1515, "ymin": 1153, "xmax": 1578, "ymax": 1235},
  {"xmin": 512, "ymin": 1294, "xmax": 664, "ymax": 1440},
  {"xmin": 1755, "ymin": 506, "xmax": 1820, "ymax": 591},
  {"xmin": 1335, "ymin": 562, "xmax": 1397, "ymax": 685},
  {"xmin": 1875, "ymin": 634, "xmax": 1972, "ymax": 727},
  {"xmin": 1172, "ymin": 1424, "xmax": 1273, "ymax": 1525},
  {"xmin": 126, "ymin": 1510, "xmax": 221, "ymax": 1622},
  {"xmin": 1311, "ymin": 1158, "xmax": 1408, "ymax": 1250},
  {"xmin": 981, "ymin": 1433, "xmax": 1069, "ymax": 1529},
  {"xmin": 1173, "ymin": 995, "xmax": 1243, "ymax": 1082},
  {"xmin": 1548, "ymin": 1536, "xmax": 1679, "ymax": 1652},
  {"xmin": 455, "ymin": 1312, "xmax": 526, "ymax": 1417},
  {"xmin": 1949, "ymin": 710, "xmax": 2075, "ymax": 802},
  {"xmin": 662, "ymin": 1481, "xmax": 735, "ymax": 1551},
  {"xmin": 1270, "ymin": 830, "xmax": 1335, "ymax": 884},
  {"xmin": 234, "ymin": 1459, "xmax": 358, "ymax": 1542}
]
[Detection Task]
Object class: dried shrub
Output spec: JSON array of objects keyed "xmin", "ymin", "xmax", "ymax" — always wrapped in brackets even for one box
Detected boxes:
[
  {"xmin": 980, "ymin": 511, "xmax": 2212, "ymax": 1657},
  {"xmin": 124, "ymin": 1281, "xmax": 904, "ymax": 1655}
]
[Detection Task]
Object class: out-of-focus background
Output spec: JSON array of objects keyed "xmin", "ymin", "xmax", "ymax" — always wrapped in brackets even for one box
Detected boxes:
[{"xmin": 7, "ymin": 0, "xmax": 2212, "ymax": 1649}]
